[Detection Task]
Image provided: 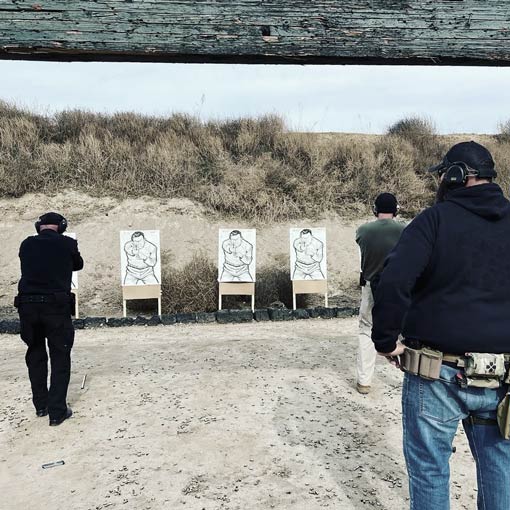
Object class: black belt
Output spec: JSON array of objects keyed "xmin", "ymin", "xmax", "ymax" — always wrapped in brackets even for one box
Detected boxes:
[{"xmin": 17, "ymin": 294, "xmax": 57, "ymax": 303}]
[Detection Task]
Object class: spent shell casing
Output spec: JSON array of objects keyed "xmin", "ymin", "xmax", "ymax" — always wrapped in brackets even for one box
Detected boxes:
[{"xmin": 42, "ymin": 460, "xmax": 65, "ymax": 469}]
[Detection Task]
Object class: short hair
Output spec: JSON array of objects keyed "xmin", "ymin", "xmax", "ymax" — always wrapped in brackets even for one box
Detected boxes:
[
  {"xmin": 300, "ymin": 229, "xmax": 312, "ymax": 235},
  {"xmin": 132, "ymin": 231, "xmax": 145, "ymax": 240},
  {"xmin": 230, "ymin": 230, "xmax": 241, "ymax": 237}
]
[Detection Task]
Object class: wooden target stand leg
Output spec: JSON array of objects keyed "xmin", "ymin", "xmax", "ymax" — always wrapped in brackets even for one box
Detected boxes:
[
  {"xmin": 122, "ymin": 284, "xmax": 162, "ymax": 317},
  {"xmin": 218, "ymin": 282, "xmax": 255, "ymax": 312},
  {"xmin": 292, "ymin": 280, "xmax": 328, "ymax": 310}
]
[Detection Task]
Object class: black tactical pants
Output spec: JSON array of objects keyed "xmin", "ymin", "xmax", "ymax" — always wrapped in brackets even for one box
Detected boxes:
[{"xmin": 18, "ymin": 302, "xmax": 74, "ymax": 421}]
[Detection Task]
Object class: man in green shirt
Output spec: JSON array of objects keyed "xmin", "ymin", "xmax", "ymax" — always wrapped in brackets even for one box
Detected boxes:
[{"xmin": 355, "ymin": 193, "xmax": 405, "ymax": 394}]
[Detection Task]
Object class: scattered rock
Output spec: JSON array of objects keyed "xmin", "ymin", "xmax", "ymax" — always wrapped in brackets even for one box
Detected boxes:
[
  {"xmin": 316, "ymin": 307, "xmax": 335, "ymax": 319},
  {"xmin": 335, "ymin": 307, "xmax": 358, "ymax": 318},
  {"xmin": 73, "ymin": 318, "xmax": 85, "ymax": 330},
  {"xmin": 160, "ymin": 314, "xmax": 177, "ymax": 325},
  {"xmin": 268, "ymin": 308, "xmax": 293, "ymax": 321},
  {"xmin": 175, "ymin": 313, "xmax": 197, "ymax": 324},
  {"xmin": 216, "ymin": 309, "xmax": 253, "ymax": 324},
  {"xmin": 147, "ymin": 315, "xmax": 161, "ymax": 326},
  {"xmin": 196, "ymin": 312, "xmax": 216, "ymax": 323},
  {"xmin": 254, "ymin": 309, "xmax": 270, "ymax": 322},
  {"xmin": 133, "ymin": 316, "xmax": 148, "ymax": 326},
  {"xmin": 269, "ymin": 300, "xmax": 286, "ymax": 309},
  {"xmin": 292, "ymin": 308, "xmax": 309, "ymax": 320},
  {"xmin": 83, "ymin": 317, "xmax": 106, "ymax": 329},
  {"xmin": 106, "ymin": 317, "xmax": 134, "ymax": 327},
  {"xmin": 0, "ymin": 319, "xmax": 20, "ymax": 334}
]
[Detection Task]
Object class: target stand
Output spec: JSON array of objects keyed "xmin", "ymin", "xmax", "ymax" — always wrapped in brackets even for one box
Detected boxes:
[
  {"xmin": 292, "ymin": 280, "xmax": 328, "ymax": 310},
  {"xmin": 122, "ymin": 284, "xmax": 162, "ymax": 317},
  {"xmin": 218, "ymin": 282, "xmax": 255, "ymax": 312}
]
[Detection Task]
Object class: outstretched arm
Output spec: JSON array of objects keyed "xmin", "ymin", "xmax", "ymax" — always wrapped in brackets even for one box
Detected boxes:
[{"xmin": 72, "ymin": 239, "xmax": 84, "ymax": 271}]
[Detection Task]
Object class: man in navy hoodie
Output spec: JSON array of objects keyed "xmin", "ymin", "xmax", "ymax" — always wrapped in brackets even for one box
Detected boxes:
[{"xmin": 372, "ymin": 142, "xmax": 510, "ymax": 510}]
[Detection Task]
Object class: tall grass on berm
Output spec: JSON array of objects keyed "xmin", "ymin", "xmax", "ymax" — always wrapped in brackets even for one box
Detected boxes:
[{"xmin": 1, "ymin": 100, "xmax": 509, "ymax": 220}]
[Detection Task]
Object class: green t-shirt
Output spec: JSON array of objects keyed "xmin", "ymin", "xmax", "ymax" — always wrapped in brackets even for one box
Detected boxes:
[{"xmin": 355, "ymin": 219, "xmax": 406, "ymax": 282}]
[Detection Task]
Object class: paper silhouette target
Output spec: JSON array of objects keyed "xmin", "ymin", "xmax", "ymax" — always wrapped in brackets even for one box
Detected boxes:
[
  {"xmin": 218, "ymin": 229, "xmax": 256, "ymax": 282},
  {"xmin": 65, "ymin": 232, "xmax": 79, "ymax": 289},
  {"xmin": 290, "ymin": 228, "xmax": 327, "ymax": 280},
  {"xmin": 120, "ymin": 230, "xmax": 161, "ymax": 286}
]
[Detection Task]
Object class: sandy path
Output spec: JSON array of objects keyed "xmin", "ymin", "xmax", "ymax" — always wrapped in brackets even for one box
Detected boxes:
[{"xmin": 1, "ymin": 318, "xmax": 477, "ymax": 510}]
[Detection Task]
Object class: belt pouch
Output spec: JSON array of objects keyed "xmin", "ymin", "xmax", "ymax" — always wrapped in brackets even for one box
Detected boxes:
[
  {"xmin": 418, "ymin": 348, "xmax": 443, "ymax": 380},
  {"xmin": 402, "ymin": 347, "xmax": 421, "ymax": 375},
  {"xmin": 497, "ymin": 391, "xmax": 510, "ymax": 440},
  {"xmin": 465, "ymin": 353, "xmax": 506, "ymax": 378}
]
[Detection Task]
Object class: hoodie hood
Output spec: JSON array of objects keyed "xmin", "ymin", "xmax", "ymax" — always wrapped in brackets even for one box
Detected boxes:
[{"xmin": 446, "ymin": 183, "xmax": 510, "ymax": 221}]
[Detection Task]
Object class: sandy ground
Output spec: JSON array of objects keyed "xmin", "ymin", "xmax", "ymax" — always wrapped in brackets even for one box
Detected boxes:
[
  {"xmin": 0, "ymin": 191, "xmax": 373, "ymax": 317},
  {"xmin": 1, "ymin": 318, "xmax": 478, "ymax": 510}
]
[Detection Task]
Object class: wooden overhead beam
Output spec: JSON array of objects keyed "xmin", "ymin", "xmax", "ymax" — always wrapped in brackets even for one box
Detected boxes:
[{"xmin": 1, "ymin": 1, "xmax": 510, "ymax": 66}]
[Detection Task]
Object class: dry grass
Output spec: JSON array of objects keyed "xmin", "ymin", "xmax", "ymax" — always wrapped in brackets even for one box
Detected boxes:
[
  {"xmin": 1, "ymin": 102, "xmax": 509, "ymax": 220},
  {"xmin": 158, "ymin": 251, "xmax": 314, "ymax": 313},
  {"xmin": 161, "ymin": 252, "xmax": 218, "ymax": 313}
]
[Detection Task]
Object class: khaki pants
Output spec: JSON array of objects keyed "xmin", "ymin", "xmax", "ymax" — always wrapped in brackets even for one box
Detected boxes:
[{"xmin": 356, "ymin": 284, "xmax": 376, "ymax": 386}]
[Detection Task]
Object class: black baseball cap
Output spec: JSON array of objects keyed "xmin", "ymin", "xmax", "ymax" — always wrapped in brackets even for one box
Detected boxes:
[
  {"xmin": 428, "ymin": 141, "xmax": 496, "ymax": 178},
  {"xmin": 39, "ymin": 212, "xmax": 66, "ymax": 225},
  {"xmin": 374, "ymin": 193, "xmax": 398, "ymax": 214}
]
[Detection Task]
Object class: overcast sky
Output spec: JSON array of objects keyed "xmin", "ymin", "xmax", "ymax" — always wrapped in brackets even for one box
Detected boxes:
[{"xmin": 1, "ymin": 60, "xmax": 509, "ymax": 134}]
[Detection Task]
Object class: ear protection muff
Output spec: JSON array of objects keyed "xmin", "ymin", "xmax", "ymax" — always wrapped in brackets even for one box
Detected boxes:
[
  {"xmin": 57, "ymin": 217, "xmax": 68, "ymax": 234},
  {"xmin": 373, "ymin": 203, "xmax": 400, "ymax": 216},
  {"xmin": 34, "ymin": 215, "xmax": 68, "ymax": 234},
  {"xmin": 442, "ymin": 161, "xmax": 471, "ymax": 187}
]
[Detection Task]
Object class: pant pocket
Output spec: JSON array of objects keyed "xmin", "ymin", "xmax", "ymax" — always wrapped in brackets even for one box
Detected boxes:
[
  {"xmin": 419, "ymin": 369, "xmax": 464, "ymax": 423},
  {"xmin": 46, "ymin": 316, "xmax": 74, "ymax": 352},
  {"xmin": 19, "ymin": 315, "xmax": 36, "ymax": 346}
]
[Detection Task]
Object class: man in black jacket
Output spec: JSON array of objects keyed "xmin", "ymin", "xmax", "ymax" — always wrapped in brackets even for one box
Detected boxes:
[
  {"xmin": 372, "ymin": 142, "xmax": 510, "ymax": 510},
  {"xmin": 17, "ymin": 212, "xmax": 84, "ymax": 426}
]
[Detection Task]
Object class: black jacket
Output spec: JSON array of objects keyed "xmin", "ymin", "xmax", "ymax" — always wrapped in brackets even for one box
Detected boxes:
[
  {"xmin": 18, "ymin": 230, "xmax": 84, "ymax": 295},
  {"xmin": 372, "ymin": 183, "xmax": 510, "ymax": 355}
]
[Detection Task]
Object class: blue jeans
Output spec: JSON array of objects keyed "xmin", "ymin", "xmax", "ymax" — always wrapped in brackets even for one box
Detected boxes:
[{"xmin": 402, "ymin": 365, "xmax": 510, "ymax": 510}]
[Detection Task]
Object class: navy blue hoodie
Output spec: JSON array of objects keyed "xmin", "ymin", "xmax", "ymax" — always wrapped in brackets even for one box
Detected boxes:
[{"xmin": 372, "ymin": 183, "xmax": 510, "ymax": 355}]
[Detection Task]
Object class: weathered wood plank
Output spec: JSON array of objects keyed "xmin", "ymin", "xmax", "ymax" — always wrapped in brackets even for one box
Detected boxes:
[{"xmin": 0, "ymin": 0, "xmax": 509, "ymax": 65}]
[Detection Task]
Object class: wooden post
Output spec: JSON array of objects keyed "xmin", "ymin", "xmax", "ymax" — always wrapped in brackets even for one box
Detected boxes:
[
  {"xmin": 122, "ymin": 284, "xmax": 162, "ymax": 317},
  {"xmin": 218, "ymin": 282, "xmax": 255, "ymax": 312},
  {"xmin": 292, "ymin": 280, "xmax": 328, "ymax": 310}
]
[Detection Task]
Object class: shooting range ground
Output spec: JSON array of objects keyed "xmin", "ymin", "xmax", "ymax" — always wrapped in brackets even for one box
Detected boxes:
[{"xmin": 1, "ymin": 318, "xmax": 477, "ymax": 509}]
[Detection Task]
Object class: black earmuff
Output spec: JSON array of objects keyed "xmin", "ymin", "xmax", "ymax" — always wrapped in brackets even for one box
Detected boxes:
[
  {"xmin": 373, "ymin": 203, "xmax": 400, "ymax": 216},
  {"xmin": 58, "ymin": 217, "xmax": 68, "ymax": 234},
  {"xmin": 443, "ymin": 162, "xmax": 470, "ymax": 187},
  {"xmin": 34, "ymin": 215, "xmax": 68, "ymax": 234}
]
